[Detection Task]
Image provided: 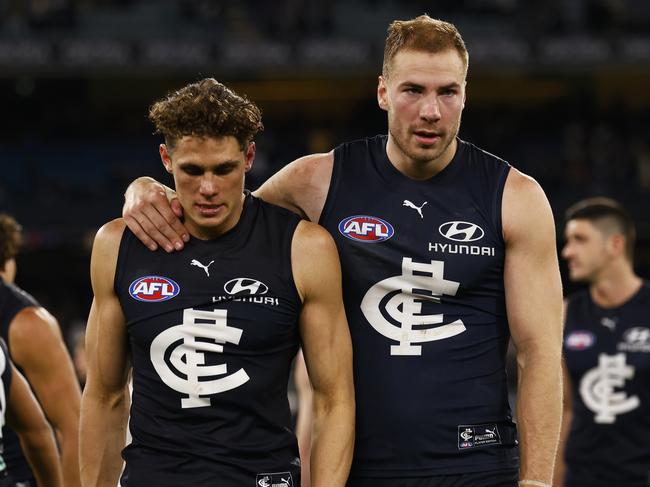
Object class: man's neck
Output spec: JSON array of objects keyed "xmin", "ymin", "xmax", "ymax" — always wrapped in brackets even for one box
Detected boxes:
[
  {"xmin": 590, "ymin": 263, "xmax": 642, "ymax": 309},
  {"xmin": 386, "ymin": 135, "xmax": 457, "ymax": 180}
]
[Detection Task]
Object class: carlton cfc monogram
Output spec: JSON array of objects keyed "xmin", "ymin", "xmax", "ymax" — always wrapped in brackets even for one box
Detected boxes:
[
  {"xmin": 361, "ymin": 257, "xmax": 466, "ymax": 355},
  {"xmin": 150, "ymin": 307, "xmax": 250, "ymax": 408}
]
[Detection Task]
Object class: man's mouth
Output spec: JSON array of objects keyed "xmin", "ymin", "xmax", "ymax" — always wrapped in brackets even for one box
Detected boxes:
[
  {"xmin": 413, "ymin": 130, "xmax": 442, "ymax": 145},
  {"xmin": 195, "ymin": 203, "xmax": 223, "ymax": 217}
]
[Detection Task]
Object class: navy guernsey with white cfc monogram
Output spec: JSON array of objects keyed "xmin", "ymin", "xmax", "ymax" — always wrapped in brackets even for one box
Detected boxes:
[
  {"xmin": 115, "ymin": 193, "xmax": 302, "ymax": 487},
  {"xmin": 320, "ymin": 135, "xmax": 518, "ymax": 477},
  {"xmin": 563, "ymin": 282, "xmax": 650, "ymax": 487}
]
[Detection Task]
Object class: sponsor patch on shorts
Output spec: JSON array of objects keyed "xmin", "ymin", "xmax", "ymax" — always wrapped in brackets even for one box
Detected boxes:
[
  {"xmin": 256, "ymin": 471, "xmax": 293, "ymax": 487},
  {"xmin": 458, "ymin": 423, "xmax": 502, "ymax": 450}
]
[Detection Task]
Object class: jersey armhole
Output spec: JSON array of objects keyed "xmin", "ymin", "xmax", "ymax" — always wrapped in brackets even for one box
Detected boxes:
[
  {"xmin": 317, "ymin": 145, "xmax": 343, "ymax": 226},
  {"xmin": 113, "ymin": 229, "xmax": 133, "ymax": 297},
  {"xmin": 494, "ymin": 163, "xmax": 511, "ymax": 247},
  {"xmin": 286, "ymin": 217, "xmax": 305, "ymax": 309}
]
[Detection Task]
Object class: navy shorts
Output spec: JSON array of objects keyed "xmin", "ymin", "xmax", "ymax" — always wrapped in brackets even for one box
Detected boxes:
[{"xmin": 347, "ymin": 469, "xmax": 518, "ymax": 487}]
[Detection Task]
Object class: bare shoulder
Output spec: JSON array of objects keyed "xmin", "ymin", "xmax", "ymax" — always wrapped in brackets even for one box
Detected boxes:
[
  {"xmin": 94, "ymin": 218, "xmax": 127, "ymax": 250},
  {"xmin": 292, "ymin": 219, "xmax": 337, "ymax": 255},
  {"xmin": 254, "ymin": 151, "xmax": 334, "ymax": 222},
  {"xmin": 91, "ymin": 218, "xmax": 126, "ymax": 292},
  {"xmin": 502, "ymin": 167, "xmax": 555, "ymax": 243},
  {"xmin": 10, "ymin": 306, "xmax": 61, "ymax": 350},
  {"xmin": 291, "ymin": 220, "xmax": 340, "ymax": 300}
]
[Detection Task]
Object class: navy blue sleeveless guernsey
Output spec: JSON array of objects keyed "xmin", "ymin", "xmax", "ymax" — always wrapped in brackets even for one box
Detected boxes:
[
  {"xmin": 319, "ymin": 135, "xmax": 517, "ymax": 477},
  {"xmin": 115, "ymin": 193, "xmax": 303, "ymax": 487},
  {"xmin": 0, "ymin": 279, "xmax": 39, "ymax": 482},
  {"xmin": 0, "ymin": 339, "xmax": 13, "ymax": 478},
  {"xmin": 563, "ymin": 282, "xmax": 650, "ymax": 487}
]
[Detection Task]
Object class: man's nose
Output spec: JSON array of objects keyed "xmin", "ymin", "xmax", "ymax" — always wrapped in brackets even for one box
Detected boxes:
[
  {"xmin": 199, "ymin": 175, "xmax": 218, "ymax": 196},
  {"xmin": 420, "ymin": 95, "xmax": 441, "ymax": 122}
]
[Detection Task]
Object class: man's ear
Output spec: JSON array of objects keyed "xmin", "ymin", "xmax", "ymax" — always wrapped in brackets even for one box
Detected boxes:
[
  {"xmin": 244, "ymin": 142, "xmax": 256, "ymax": 172},
  {"xmin": 377, "ymin": 75, "xmax": 389, "ymax": 112},
  {"xmin": 159, "ymin": 144, "xmax": 173, "ymax": 173},
  {"xmin": 608, "ymin": 233, "xmax": 626, "ymax": 258}
]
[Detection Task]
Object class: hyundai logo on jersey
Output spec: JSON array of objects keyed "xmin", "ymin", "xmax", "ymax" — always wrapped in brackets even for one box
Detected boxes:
[
  {"xmin": 224, "ymin": 278, "xmax": 269, "ymax": 296},
  {"xmin": 129, "ymin": 276, "xmax": 180, "ymax": 302},
  {"xmin": 438, "ymin": 221, "xmax": 485, "ymax": 242},
  {"xmin": 565, "ymin": 330, "xmax": 596, "ymax": 350},
  {"xmin": 338, "ymin": 215, "xmax": 394, "ymax": 243}
]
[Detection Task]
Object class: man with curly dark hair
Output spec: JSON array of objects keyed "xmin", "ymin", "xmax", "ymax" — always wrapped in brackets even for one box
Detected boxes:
[
  {"xmin": 80, "ymin": 78, "xmax": 355, "ymax": 487},
  {"xmin": 0, "ymin": 214, "xmax": 81, "ymax": 487}
]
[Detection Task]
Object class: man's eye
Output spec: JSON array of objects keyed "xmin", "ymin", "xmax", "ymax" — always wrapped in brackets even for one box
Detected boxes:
[
  {"xmin": 183, "ymin": 166, "xmax": 203, "ymax": 176},
  {"xmin": 214, "ymin": 165, "xmax": 235, "ymax": 176}
]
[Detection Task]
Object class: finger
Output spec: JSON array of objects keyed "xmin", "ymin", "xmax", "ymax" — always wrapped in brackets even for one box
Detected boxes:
[
  {"xmin": 123, "ymin": 215, "xmax": 158, "ymax": 251},
  {"xmin": 131, "ymin": 209, "xmax": 177, "ymax": 253},
  {"xmin": 170, "ymin": 199, "xmax": 189, "ymax": 242},
  {"xmin": 142, "ymin": 204, "xmax": 187, "ymax": 251}
]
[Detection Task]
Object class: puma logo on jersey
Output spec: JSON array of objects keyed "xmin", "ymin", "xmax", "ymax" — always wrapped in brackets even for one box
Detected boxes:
[
  {"xmin": 256, "ymin": 472, "xmax": 293, "ymax": 487},
  {"xmin": 191, "ymin": 259, "xmax": 214, "ymax": 277},
  {"xmin": 403, "ymin": 200, "xmax": 427, "ymax": 219}
]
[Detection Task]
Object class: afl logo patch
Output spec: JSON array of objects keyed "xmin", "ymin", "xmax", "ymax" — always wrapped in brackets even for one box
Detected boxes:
[
  {"xmin": 129, "ymin": 276, "xmax": 180, "ymax": 302},
  {"xmin": 439, "ymin": 221, "xmax": 485, "ymax": 242},
  {"xmin": 565, "ymin": 330, "xmax": 596, "ymax": 351},
  {"xmin": 338, "ymin": 215, "xmax": 394, "ymax": 243}
]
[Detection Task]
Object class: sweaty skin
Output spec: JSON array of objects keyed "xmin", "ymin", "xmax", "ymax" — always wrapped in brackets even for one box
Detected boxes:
[
  {"xmin": 88, "ymin": 134, "xmax": 354, "ymax": 487},
  {"xmin": 123, "ymin": 48, "xmax": 563, "ymax": 485}
]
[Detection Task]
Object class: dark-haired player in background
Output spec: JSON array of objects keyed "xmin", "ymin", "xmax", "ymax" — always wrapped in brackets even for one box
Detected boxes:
[
  {"xmin": 122, "ymin": 16, "xmax": 563, "ymax": 487},
  {"xmin": 0, "ymin": 338, "xmax": 63, "ymax": 487},
  {"xmin": 558, "ymin": 197, "xmax": 650, "ymax": 486},
  {"xmin": 80, "ymin": 78, "xmax": 354, "ymax": 486},
  {"xmin": 0, "ymin": 213, "xmax": 81, "ymax": 487}
]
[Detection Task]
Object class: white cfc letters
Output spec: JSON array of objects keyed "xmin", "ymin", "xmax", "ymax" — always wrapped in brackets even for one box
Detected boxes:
[
  {"xmin": 150, "ymin": 308, "xmax": 250, "ymax": 408},
  {"xmin": 579, "ymin": 353, "xmax": 640, "ymax": 423},
  {"xmin": 361, "ymin": 257, "xmax": 466, "ymax": 356}
]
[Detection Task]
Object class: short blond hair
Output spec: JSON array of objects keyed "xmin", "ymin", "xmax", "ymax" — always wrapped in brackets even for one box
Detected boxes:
[{"xmin": 382, "ymin": 15, "xmax": 469, "ymax": 78}]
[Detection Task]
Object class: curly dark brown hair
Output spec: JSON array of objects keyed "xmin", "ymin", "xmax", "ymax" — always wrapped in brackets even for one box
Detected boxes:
[
  {"xmin": 148, "ymin": 78, "xmax": 264, "ymax": 150},
  {"xmin": 0, "ymin": 213, "xmax": 22, "ymax": 271}
]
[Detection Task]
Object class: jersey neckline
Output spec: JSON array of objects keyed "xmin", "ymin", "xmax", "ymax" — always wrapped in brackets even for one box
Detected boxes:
[{"xmin": 374, "ymin": 135, "xmax": 465, "ymax": 184}]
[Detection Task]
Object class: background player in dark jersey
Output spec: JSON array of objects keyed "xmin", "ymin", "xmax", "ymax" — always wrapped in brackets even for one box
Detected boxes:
[
  {"xmin": 557, "ymin": 198, "xmax": 650, "ymax": 487},
  {"xmin": 79, "ymin": 78, "xmax": 354, "ymax": 487},
  {"xmin": 121, "ymin": 16, "xmax": 563, "ymax": 487},
  {"xmin": 0, "ymin": 338, "xmax": 63, "ymax": 487},
  {"xmin": 0, "ymin": 214, "xmax": 82, "ymax": 487}
]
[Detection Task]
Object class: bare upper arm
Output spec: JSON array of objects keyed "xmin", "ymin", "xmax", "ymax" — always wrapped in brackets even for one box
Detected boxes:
[
  {"xmin": 8, "ymin": 307, "xmax": 81, "ymax": 430},
  {"xmin": 6, "ymin": 363, "xmax": 49, "ymax": 434},
  {"xmin": 502, "ymin": 169, "xmax": 563, "ymax": 353},
  {"xmin": 254, "ymin": 152, "xmax": 334, "ymax": 222},
  {"xmin": 85, "ymin": 219, "xmax": 131, "ymax": 396},
  {"xmin": 290, "ymin": 221, "xmax": 353, "ymax": 395}
]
